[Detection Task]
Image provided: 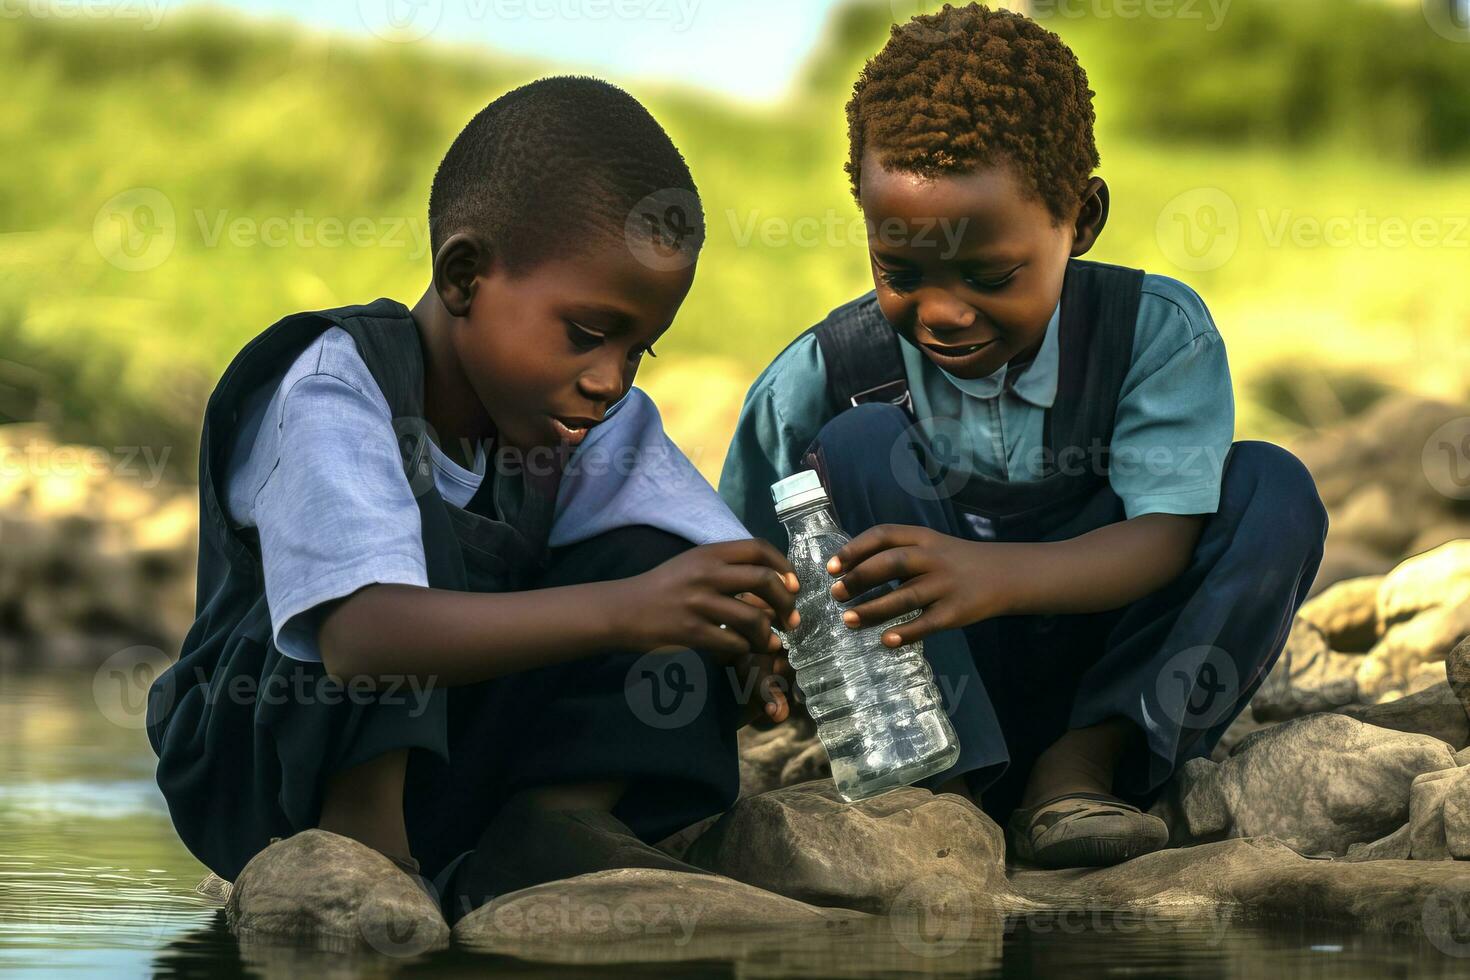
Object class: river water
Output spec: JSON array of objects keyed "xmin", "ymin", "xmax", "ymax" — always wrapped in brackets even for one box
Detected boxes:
[{"xmin": 1, "ymin": 670, "xmax": 1462, "ymax": 977}]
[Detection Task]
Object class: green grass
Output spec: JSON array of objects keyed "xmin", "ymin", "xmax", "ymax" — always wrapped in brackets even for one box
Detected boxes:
[{"xmin": 3, "ymin": 4, "xmax": 1468, "ymax": 479}]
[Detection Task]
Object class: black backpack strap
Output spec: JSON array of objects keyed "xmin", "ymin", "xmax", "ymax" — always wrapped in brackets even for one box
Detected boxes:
[
  {"xmin": 811, "ymin": 293, "xmax": 914, "ymax": 416},
  {"xmin": 1044, "ymin": 259, "xmax": 1145, "ymax": 469}
]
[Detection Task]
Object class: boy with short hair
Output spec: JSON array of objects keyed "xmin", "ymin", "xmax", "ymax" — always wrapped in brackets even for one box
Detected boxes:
[
  {"xmin": 719, "ymin": 5, "xmax": 1327, "ymax": 868},
  {"xmin": 149, "ymin": 76, "xmax": 799, "ymax": 929}
]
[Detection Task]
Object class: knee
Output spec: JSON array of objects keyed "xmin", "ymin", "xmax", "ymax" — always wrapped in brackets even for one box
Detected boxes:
[
  {"xmin": 811, "ymin": 402, "xmax": 912, "ymax": 454},
  {"xmin": 1222, "ymin": 441, "xmax": 1328, "ymax": 558}
]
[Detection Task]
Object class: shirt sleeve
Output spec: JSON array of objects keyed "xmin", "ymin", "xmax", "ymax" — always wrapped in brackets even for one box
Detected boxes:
[
  {"xmin": 717, "ymin": 334, "xmax": 831, "ymax": 553},
  {"xmin": 248, "ymin": 343, "xmax": 431, "ymax": 662},
  {"xmin": 1109, "ymin": 280, "xmax": 1235, "ymax": 519}
]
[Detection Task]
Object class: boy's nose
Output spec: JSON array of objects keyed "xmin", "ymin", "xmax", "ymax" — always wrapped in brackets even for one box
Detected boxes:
[{"xmin": 917, "ymin": 291, "xmax": 978, "ymax": 335}]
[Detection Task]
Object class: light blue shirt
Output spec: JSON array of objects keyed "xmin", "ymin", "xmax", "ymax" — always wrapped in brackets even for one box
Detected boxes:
[
  {"xmin": 719, "ymin": 274, "xmax": 1235, "ymax": 551},
  {"xmin": 224, "ymin": 326, "xmax": 750, "ymax": 662}
]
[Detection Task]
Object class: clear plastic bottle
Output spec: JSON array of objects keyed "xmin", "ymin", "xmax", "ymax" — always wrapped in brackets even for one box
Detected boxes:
[{"xmin": 770, "ymin": 470, "xmax": 960, "ymax": 802}]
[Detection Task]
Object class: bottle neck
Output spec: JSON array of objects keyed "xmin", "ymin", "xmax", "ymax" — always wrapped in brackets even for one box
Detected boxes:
[{"xmin": 777, "ymin": 499, "xmax": 839, "ymax": 536}]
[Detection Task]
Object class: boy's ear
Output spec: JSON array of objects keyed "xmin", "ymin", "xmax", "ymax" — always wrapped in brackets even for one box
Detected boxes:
[
  {"xmin": 432, "ymin": 232, "xmax": 494, "ymax": 318},
  {"xmin": 1069, "ymin": 177, "xmax": 1109, "ymax": 257}
]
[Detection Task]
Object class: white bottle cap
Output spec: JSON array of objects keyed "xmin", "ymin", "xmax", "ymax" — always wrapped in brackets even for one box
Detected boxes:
[{"xmin": 771, "ymin": 470, "xmax": 828, "ymax": 514}]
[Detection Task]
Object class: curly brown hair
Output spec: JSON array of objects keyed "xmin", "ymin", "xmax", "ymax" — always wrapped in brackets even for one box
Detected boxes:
[{"xmin": 845, "ymin": 4, "xmax": 1100, "ymax": 222}]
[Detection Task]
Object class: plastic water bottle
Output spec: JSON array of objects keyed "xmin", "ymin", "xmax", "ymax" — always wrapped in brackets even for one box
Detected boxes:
[{"xmin": 770, "ymin": 470, "xmax": 960, "ymax": 802}]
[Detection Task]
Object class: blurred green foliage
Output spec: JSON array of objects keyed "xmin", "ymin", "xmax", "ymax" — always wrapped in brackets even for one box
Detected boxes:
[{"xmin": 2, "ymin": 0, "xmax": 1468, "ymax": 475}]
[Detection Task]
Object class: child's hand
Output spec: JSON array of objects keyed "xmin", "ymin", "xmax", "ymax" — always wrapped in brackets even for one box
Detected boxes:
[
  {"xmin": 616, "ymin": 539, "xmax": 801, "ymax": 659},
  {"xmin": 825, "ymin": 524, "xmax": 1009, "ymax": 648}
]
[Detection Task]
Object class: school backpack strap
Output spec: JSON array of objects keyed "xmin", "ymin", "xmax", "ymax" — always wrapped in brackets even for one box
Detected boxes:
[
  {"xmin": 811, "ymin": 292, "xmax": 914, "ymax": 416},
  {"xmin": 1043, "ymin": 259, "xmax": 1146, "ymax": 464}
]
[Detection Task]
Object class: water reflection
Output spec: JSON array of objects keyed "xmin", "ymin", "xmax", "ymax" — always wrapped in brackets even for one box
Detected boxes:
[{"xmin": 1, "ymin": 670, "xmax": 1463, "ymax": 978}]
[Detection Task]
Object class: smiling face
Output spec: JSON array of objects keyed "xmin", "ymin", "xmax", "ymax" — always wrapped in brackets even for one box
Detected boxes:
[
  {"xmin": 859, "ymin": 153, "xmax": 1105, "ymax": 381},
  {"xmin": 451, "ymin": 241, "xmax": 695, "ymax": 454}
]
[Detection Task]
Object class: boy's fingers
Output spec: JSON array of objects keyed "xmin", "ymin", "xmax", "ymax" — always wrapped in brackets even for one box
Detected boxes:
[
  {"xmin": 877, "ymin": 606, "xmax": 950, "ymax": 648},
  {"xmin": 714, "ymin": 538, "xmax": 798, "ymax": 582},
  {"xmin": 703, "ymin": 595, "xmax": 775, "ymax": 654},
  {"xmin": 714, "ymin": 565, "xmax": 799, "ymax": 627},
  {"xmin": 830, "ymin": 547, "xmax": 924, "ymax": 601},
  {"xmin": 827, "ymin": 524, "xmax": 917, "ymax": 575},
  {"xmin": 840, "ymin": 579, "xmax": 933, "ymax": 630}
]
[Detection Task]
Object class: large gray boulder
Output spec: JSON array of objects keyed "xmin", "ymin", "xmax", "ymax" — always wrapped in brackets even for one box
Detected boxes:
[
  {"xmin": 227, "ymin": 830, "xmax": 449, "ymax": 955},
  {"xmin": 1336, "ymin": 682, "xmax": 1470, "ymax": 749},
  {"xmin": 453, "ymin": 867, "xmax": 1004, "ymax": 976},
  {"xmin": 685, "ymin": 781, "xmax": 1014, "ymax": 914},
  {"xmin": 1009, "ymin": 835, "xmax": 1470, "ymax": 938},
  {"xmin": 1407, "ymin": 767, "xmax": 1470, "ymax": 861},
  {"xmin": 1251, "ymin": 619, "xmax": 1361, "ymax": 721},
  {"xmin": 1150, "ymin": 713, "xmax": 1457, "ymax": 855}
]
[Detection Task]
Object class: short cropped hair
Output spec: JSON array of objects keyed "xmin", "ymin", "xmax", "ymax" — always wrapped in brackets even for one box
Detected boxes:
[
  {"xmin": 429, "ymin": 76, "xmax": 704, "ymax": 269},
  {"xmin": 846, "ymin": 4, "xmax": 1100, "ymax": 221}
]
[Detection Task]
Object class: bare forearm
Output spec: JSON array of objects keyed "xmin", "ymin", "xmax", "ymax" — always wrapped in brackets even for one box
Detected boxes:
[
  {"xmin": 995, "ymin": 513, "xmax": 1205, "ymax": 617},
  {"xmin": 318, "ymin": 580, "xmax": 632, "ymax": 686}
]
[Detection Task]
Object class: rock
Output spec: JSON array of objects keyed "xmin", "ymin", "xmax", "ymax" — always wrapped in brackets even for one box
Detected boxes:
[
  {"xmin": 452, "ymin": 868, "xmax": 1004, "ymax": 975},
  {"xmin": 1008, "ymin": 836, "xmax": 1470, "ymax": 938},
  {"xmin": 1308, "ymin": 540, "xmax": 1396, "ymax": 599},
  {"xmin": 1210, "ymin": 706, "xmax": 1279, "ymax": 762},
  {"xmin": 737, "ymin": 715, "xmax": 826, "ymax": 798},
  {"xmin": 1149, "ymin": 713, "xmax": 1457, "ymax": 855},
  {"xmin": 1342, "ymin": 823, "xmax": 1412, "ymax": 862},
  {"xmin": 1329, "ymin": 483, "xmax": 1415, "ymax": 558},
  {"xmin": 1447, "ymin": 776, "xmax": 1470, "ymax": 859},
  {"xmin": 453, "ymin": 868, "xmax": 864, "ymax": 950},
  {"xmin": 1336, "ymin": 681, "xmax": 1469, "ymax": 749},
  {"xmin": 1409, "ymin": 525, "xmax": 1470, "ymax": 559},
  {"xmin": 1405, "ymin": 660, "xmax": 1450, "ymax": 696},
  {"xmin": 1377, "ymin": 540, "xmax": 1470, "ymax": 628},
  {"xmin": 1407, "ymin": 768, "xmax": 1470, "ymax": 861},
  {"xmin": 1251, "ymin": 620, "xmax": 1360, "ymax": 721},
  {"xmin": 1297, "ymin": 576, "xmax": 1383, "ymax": 652},
  {"xmin": 1447, "ymin": 637, "xmax": 1470, "ymax": 723},
  {"xmin": 227, "ymin": 830, "xmax": 448, "ymax": 954},
  {"xmin": 685, "ymin": 781, "xmax": 1014, "ymax": 914},
  {"xmin": 1354, "ymin": 598, "xmax": 1470, "ymax": 700}
]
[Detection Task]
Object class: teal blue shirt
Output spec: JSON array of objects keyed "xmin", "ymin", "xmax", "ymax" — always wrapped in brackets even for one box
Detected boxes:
[{"xmin": 718, "ymin": 274, "xmax": 1235, "ymax": 550}]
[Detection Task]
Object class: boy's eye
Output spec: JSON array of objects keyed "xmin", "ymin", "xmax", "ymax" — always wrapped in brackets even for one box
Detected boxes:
[
  {"xmin": 877, "ymin": 268, "xmax": 920, "ymax": 294},
  {"xmin": 566, "ymin": 320, "xmax": 604, "ymax": 350},
  {"xmin": 965, "ymin": 268, "xmax": 1019, "ymax": 291},
  {"xmin": 632, "ymin": 344, "xmax": 658, "ymax": 361}
]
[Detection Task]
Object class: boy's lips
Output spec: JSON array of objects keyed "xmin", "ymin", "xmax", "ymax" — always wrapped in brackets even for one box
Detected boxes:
[
  {"xmin": 919, "ymin": 338, "xmax": 996, "ymax": 368},
  {"xmin": 549, "ymin": 414, "xmax": 601, "ymax": 447}
]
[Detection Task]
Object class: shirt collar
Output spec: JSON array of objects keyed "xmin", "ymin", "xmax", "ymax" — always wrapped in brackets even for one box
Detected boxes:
[{"xmin": 934, "ymin": 302, "xmax": 1060, "ymax": 408}]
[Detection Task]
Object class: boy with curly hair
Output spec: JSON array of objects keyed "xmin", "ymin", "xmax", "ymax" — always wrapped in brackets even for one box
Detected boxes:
[{"xmin": 720, "ymin": 4, "xmax": 1327, "ymax": 868}]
